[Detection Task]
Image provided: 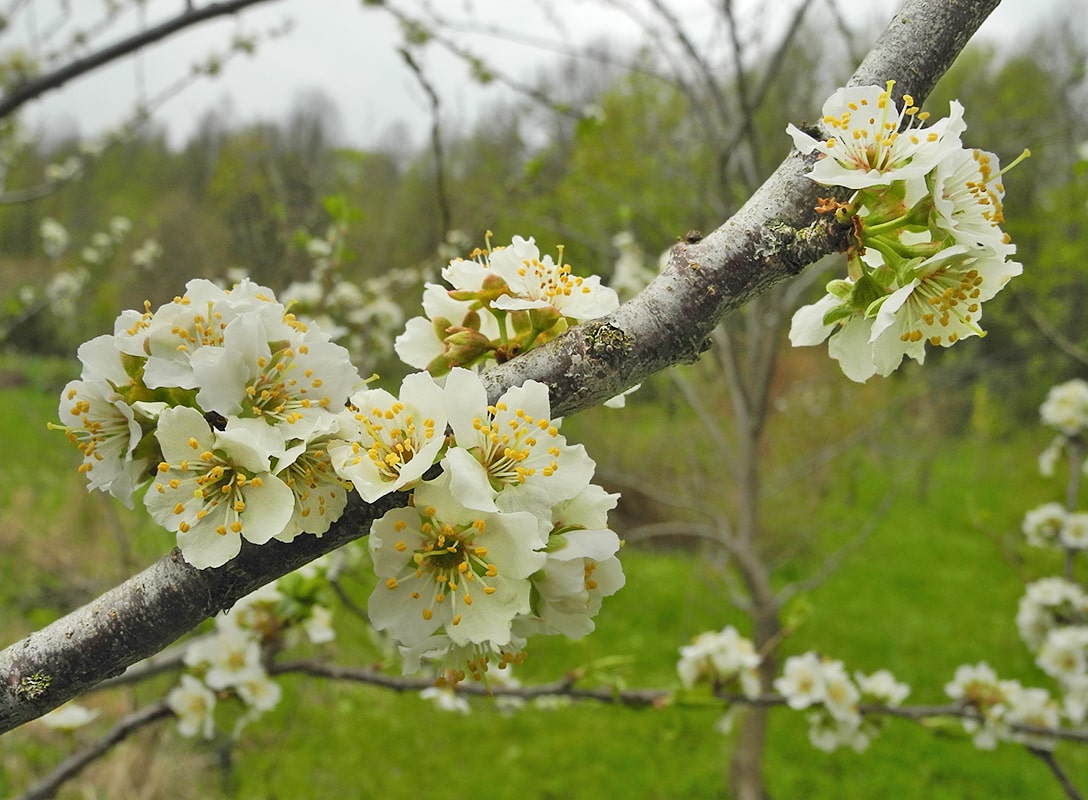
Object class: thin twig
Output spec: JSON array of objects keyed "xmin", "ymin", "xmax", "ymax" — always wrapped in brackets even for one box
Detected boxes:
[
  {"xmin": 271, "ymin": 660, "xmax": 667, "ymax": 707},
  {"xmin": 14, "ymin": 702, "xmax": 172, "ymax": 800},
  {"xmin": 1030, "ymin": 748, "xmax": 1085, "ymax": 800},
  {"xmin": 776, "ymin": 487, "xmax": 896, "ymax": 604},
  {"xmin": 1014, "ymin": 291, "xmax": 1088, "ymax": 368},
  {"xmin": 398, "ymin": 47, "xmax": 452, "ymax": 239},
  {"xmin": 0, "ymin": 0, "xmax": 284, "ymax": 121}
]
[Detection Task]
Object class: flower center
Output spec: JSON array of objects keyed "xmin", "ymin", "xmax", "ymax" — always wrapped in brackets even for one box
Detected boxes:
[
  {"xmin": 360, "ymin": 401, "xmax": 437, "ymax": 480},
  {"xmin": 898, "ymin": 264, "xmax": 984, "ymax": 346},
  {"xmin": 472, "ymin": 401, "xmax": 560, "ymax": 487},
  {"xmin": 388, "ymin": 513, "xmax": 499, "ymax": 625},
  {"xmin": 245, "ymin": 344, "xmax": 331, "ymax": 424}
]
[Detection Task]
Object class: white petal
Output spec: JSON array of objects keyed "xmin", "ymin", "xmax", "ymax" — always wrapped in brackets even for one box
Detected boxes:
[
  {"xmin": 789, "ymin": 294, "xmax": 840, "ymax": 347},
  {"xmin": 443, "ymin": 447, "xmax": 499, "ymax": 512},
  {"xmin": 828, "ymin": 316, "xmax": 878, "ymax": 383}
]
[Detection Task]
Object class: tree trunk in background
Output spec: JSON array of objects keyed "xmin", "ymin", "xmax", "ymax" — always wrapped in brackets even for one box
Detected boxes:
[{"xmin": 731, "ymin": 606, "xmax": 782, "ymax": 800}]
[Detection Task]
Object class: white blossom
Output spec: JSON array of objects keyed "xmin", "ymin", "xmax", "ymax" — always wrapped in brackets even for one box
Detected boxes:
[
  {"xmin": 367, "ymin": 472, "xmax": 547, "ymax": 656},
  {"xmin": 1022, "ymin": 502, "xmax": 1069, "ymax": 548},
  {"xmin": 786, "ymin": 82, "xmax": 965, "ymax": 189},
  {"xmin": 677, "ymin": 625, "xmax": 761, "ymax": 696},
  {"xmin": 145, "ymin": 407, "xmax": 295, "ymax": 569},
  {"xmin": 167, "ymin": 675, "xmax": 217, "ymax": 739},
  {"xmin": 39, "ymin": 702, "xmax": 99, "ymax": 732},
  {"xmin": 1040, "ymin": 379, "xmax": 1088, "ymax": 437},
  {"xmin": 775, "ymin": 652, "xmax": 827, "ymax": 710},
  {"xmin": 329, "ymin": 371, "xmax": 447, "ymax": 503},
  {"xmin": 442, "ymin": 368, "xmax": 596, "ymax": 513},
  {"xmin": 1017, "ymin": 578, "xmax": 1088, "ymax": 650},
  {"xmin": 420, "ymin": 686, "xmax": 471, "ymax": 714}
]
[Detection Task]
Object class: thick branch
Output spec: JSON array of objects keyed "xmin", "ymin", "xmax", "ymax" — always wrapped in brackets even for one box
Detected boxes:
[
  {"xmin": 0, "ymin": 0, "xmax": 1000, "ymax": 736},
  {"xmin": 0, "ymin": 491, "xmax": 407, "ymax": 734},
  {"xmin": 0, "ymin": 0, "xmax": 284, "ymax": 121}
]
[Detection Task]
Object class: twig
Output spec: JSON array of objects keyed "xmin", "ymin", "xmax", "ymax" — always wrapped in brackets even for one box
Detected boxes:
[
  {"xmin": 398, "ymin": 47, "xmax": 452, "ymax": 239},
  {"xmin": 1014, "ymin": 290, "xmax": 1088, "ymax": 368},
  {"xmin": 0, "ymin": 0, "xmax": 284, "ymax": 121},
  {"xmin": 775, "ymin": 487, "xmax": 896, "ymax": 604},
  {"xmin": 1030, "ymin": 748, "xmax": 1086, "ymax": 800},
  {"xmin": 14, "ymin": 702, "xmax": 171, "ymax": 800},
  {"xmin": 271, "ymin": 660, "xmax": 667, "ymax": 707}
]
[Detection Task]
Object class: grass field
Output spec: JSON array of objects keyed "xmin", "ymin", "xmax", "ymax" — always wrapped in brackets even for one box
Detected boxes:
[{"xmin": 2, "ymin": 358, "xmax": 1084, "ymax": 799}]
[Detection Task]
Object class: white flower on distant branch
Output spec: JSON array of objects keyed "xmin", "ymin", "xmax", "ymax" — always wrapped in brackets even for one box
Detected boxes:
[
  {"xmin": 855, "ymin": 669, "xmax": 910, "ymax": 707},
  {"xmin": 1003, "ymin": 684, "xmax": 1060, "ymax": 750},
  {"xmin": 677, "ymin": 625, "xmax": 761, "ymax": 696},
  {"xmin": 775, "ymin": 652, "xmax": 827, "ymax": 710},
  {"xmin": 819, "ymin": 659, "xmax": 861, "ymax": 723},
  {"xmin": 167, "ymin": 675, "xmax": 216, "ymax": 739},
  {"xmin": 1017, "ymin": 578, "xmax": 1088, "ymax": 650},
  {"xmin": 1036, "ymin": 626, "xmax": 1088, "ymax": 681},
  {"xmin": 303, "ymin": 604, "xmax": 336, "ymax": 645},
  {"xmin": 1040, "ymin": 379, "xmax": 1088, "ymax": 437},
  {"xmin": 1022, "ymin": 502, "xmax": 1068, "ymax": 548},
  {"xmin": 1060, "ymin": 512, "xmax": 1088, "ymax": 550},
  {"xmin": 184, "ymin": 626, "xmax": 263, "ymax": 690},
  {"xmin": 420, "ymin": 686, "xmax": 471, "ymax": 714},
  {"xmin": 39, "ymin": 702, "xmax": 99, "ymax": 732},
  {"xmin": 234, "ymin": 669, "xmax": 283, "ymax": 713},
  {"xmin": 944, "ymin": 666, "xmax": 1004, "ymax": 749}
]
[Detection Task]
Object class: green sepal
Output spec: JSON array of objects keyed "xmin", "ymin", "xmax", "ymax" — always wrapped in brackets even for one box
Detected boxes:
[
  {"xmin": 528, "ymin": 305, "xmax": 562, "ymax": 334},
  {"xmin": 431, "ymin": 316, "xmax": 453, "ymax": 339},
  {"xmin": 121, "ymin": 352, "xmax": 147, "ymax": 382},
  {"xmin": 826, "ymin": 279, "xmax": 854, "ymax": 300},
  {"xmin": 851, "ymin": 270, "xmax": 888, "ymax": 310},
  {"xmin": 821, "ymin": 303, "xmax": 856, "ymax": 327}
]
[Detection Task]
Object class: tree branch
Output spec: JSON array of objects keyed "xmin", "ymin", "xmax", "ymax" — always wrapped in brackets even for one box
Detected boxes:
[
  {"xmin": 0, "ymin": 0, "xmax": 1002, "ymax": 736},
  {"xmin": 14, "ymin": 702, "xmax": 172, "ymax": 800},
  {"xmin": 0, "ymin": 0, "xmax": 285, "ymax": 121}
]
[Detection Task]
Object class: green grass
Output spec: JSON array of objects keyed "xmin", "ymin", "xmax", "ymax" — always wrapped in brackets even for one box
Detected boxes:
[{"xmin": 2, "ymin": 366, "xmax": 1085, "ymax": 799}]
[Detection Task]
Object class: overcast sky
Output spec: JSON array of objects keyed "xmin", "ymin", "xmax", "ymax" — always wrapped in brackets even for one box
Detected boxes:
[{"xmin": 9, "ymin": 0, "xmax": 1076, "ymax": 151}]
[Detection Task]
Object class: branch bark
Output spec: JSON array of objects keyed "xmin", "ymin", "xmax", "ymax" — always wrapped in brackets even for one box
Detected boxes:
[
  {"xmin": 0, "ymin": 0, "xmax": 285, "ymax": 122},
  {"xmin": 0, "ymin": 0, "xmax": 1001, "ymax": 736}
]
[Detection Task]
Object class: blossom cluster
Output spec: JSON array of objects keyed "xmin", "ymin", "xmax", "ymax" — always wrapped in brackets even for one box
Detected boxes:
[
  {"xmin": 676, "ymin": 625, "xmax": 762, "ymax": 698},
  {"xmin": 1002, "ymin": 382, "xmax": 1088, "ymax": 732},
  {"xmin": 339, "ymin": 367, "xmax": 624, "ymax": 681},
  {"xmin": 53, "ymin": 278, "xmax": 361, "ymax": 569},
  {"xmin": 774, "ymin": 652, "xmax": 909, "ymax": 752},
  {"xmin": 788, "ymin": 81, "xmax": 1024, "ymax": 382},
  {"xmin": 1022, "ymin": 503, "xmax": 1088, "ymax": 550},
  {"xmin": 944, "ymin": 662, "xmax": 1061, "ymax": 750},
  {"xmin": 676, "ymin": 627, "xmax": 909, "ymax": 752},
  {"xmin": 1037, "ymin": 379, "xmax": 1088, "ymax": 477},
  {"xmin": 56, "ymin": 243, "xmax": 626, "ymax": 678},
  {"xmin": 167, "ymin": 561, "xmax": 336, "ymax": 739},
  {"xmin": 395, "ymin": 233, "xmax": 619, "ymax": 375}
]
